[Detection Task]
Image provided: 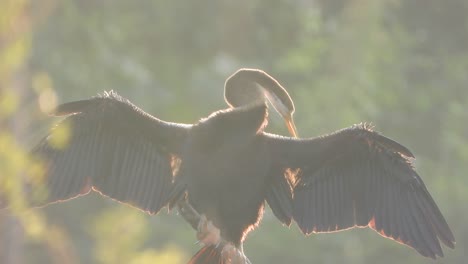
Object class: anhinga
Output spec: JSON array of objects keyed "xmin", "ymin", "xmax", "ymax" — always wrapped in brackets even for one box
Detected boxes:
[{"xmin": 6, "ymin": 69, "xmax": 455, "ymax": 263}]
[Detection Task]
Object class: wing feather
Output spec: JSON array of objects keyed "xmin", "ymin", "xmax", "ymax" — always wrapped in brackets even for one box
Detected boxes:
[
  {"xmin": 263, "ymin": 123, "xmax": 454, "ymax": 258},
  {"xmin": 265, "ymin": 169, "xmax": 293, "ymax": 226},
  {"xmin": 25, "ymin": 91, "xmax": 190, "ymax": 215}
]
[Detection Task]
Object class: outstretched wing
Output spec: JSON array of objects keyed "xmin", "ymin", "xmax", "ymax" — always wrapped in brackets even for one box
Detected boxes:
[
  {"xmin": 27, "ymin": 91, "xmax": 190, "ymax": 214},
  {"xmin": 264, "ymin": 123, "xmax": 455, "ymax": 259}
]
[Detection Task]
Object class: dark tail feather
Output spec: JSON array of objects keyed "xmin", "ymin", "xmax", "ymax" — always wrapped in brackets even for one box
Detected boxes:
[{"xmin": 188, "ymin": 245, "xmax": 225, "ymax": 264}]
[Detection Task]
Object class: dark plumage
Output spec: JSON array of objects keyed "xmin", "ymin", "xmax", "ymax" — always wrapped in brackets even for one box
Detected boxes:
[{"xmin": 6, "ymin": 69, "xmax": 455, "ymax": 263}]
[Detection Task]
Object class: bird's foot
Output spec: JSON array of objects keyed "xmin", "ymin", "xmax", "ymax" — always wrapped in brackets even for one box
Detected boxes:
[
  {"xmin": 221, "ymin": 243, "xmax": 251, "ymax": 264},
  {"xmin": 196, "ymin": 214, "xmax": 221, "ymax": 246}
]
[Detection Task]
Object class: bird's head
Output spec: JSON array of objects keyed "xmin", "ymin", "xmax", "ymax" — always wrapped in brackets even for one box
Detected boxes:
[{"xmin": 224, "ymin": 68, "xmax": 298, "ymax": 138}]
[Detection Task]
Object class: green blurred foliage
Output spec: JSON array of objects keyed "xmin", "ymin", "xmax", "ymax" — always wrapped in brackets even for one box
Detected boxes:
[
  {"xmin": 90, "ymin": 206, "xmax": 186, "ymax": 264},
  {"xmin": 1, "ymin": 0, "xmax": 467, "ymax": 263}
]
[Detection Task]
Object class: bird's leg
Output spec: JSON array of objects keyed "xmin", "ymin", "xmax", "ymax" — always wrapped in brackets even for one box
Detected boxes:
[
  {"xmin": 176, "ymin": 199, "xmax": 250, "ymax": 263},
  {"xmin": 176, "ymin": 199, "xmax": 221, "ymax": 245},
  {"xmin": 196, "ymin": 214, "xmax": 221, "ymax": 246},
  {"xmin": 176, "ymin": 198, "xmax": 200, "ymax": 230},
  {"xmin": 221, "ymin": 244, "xmax": 251, "ymax": 264}
]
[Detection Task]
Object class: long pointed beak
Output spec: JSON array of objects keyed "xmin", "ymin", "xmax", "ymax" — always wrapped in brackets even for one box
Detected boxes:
[{"xmin": 284, "ymin": 115, "xmax": 298, "ymax": 138}]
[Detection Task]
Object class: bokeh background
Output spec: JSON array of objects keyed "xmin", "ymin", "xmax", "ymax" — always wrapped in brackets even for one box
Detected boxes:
[{"xmin": 1, "ymin": 0, "xmax": 467, "ymax": 263}]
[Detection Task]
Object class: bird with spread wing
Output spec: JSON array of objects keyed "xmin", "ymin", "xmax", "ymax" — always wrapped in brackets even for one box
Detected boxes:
[{"xmin": 3, "ymin": 69, "xmax": 455, "ymax": 263}]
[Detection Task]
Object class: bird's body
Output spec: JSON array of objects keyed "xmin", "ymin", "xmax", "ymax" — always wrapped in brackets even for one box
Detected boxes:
[
  {"xmin": 181, "ymin": 103, "xmax": 271, "ymax": 246},
  {"xmin": 2, "ymin": 69, "xmax": 455, "ymax": 263}
]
